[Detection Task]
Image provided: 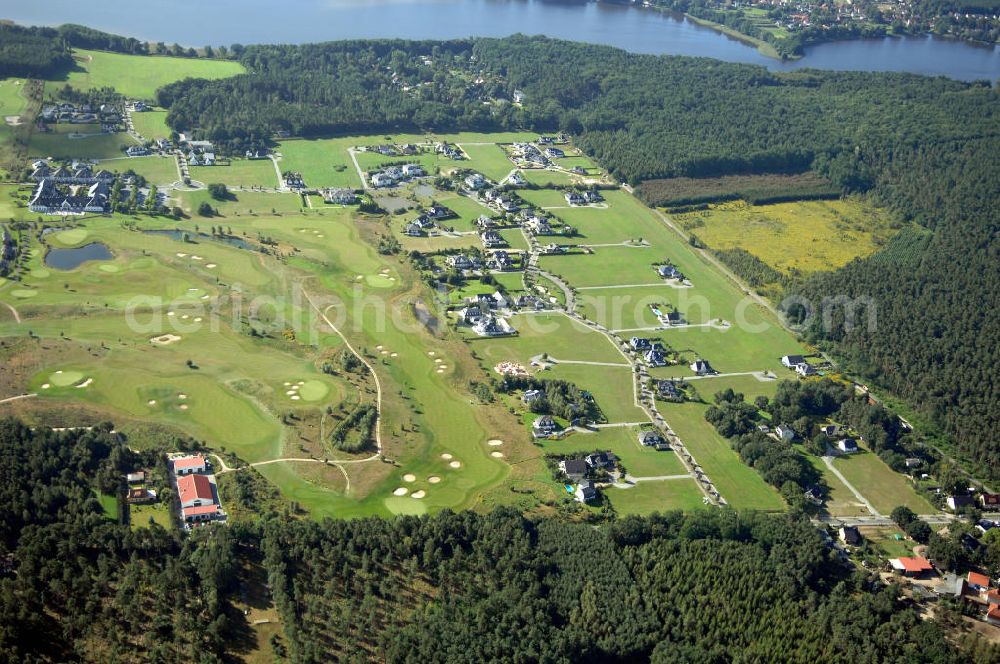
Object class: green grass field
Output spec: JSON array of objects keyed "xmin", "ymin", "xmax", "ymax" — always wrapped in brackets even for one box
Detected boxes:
[
  {"xmin": 457, "ymin": 142, "xmax": 513, "ymax": 180},
  {"xmin": 472, "ymin": 313, "xmax": 624, "ymax": 367},
  {"xmin": 131, "ymin": 501, "xmax": 174, "ymax": 529},
  {"xmin": 50, "ymin": 49, "xmax": 245, "ymax": 99},
  {"xmin": 190, "ymin": 159, "xmax": 278, "ymax": 188},
  {"xmin": 29, "ymin": 125, "xmax": 138, "ymax": 160},
  {"xmin": 523, "ymin": 169, "xmax": 577, "ymax": 187},
  {"xmin": 605, "ymin": 479, "xmax": 709, "ymax": 515},
  {"xmin": 130, "ymin": 110, "xmax": 171, "ymax": 140},
  {"xmin": 537, "ymin": 426, "xmax": 687, "ymax": 477},
  {"xmin": 833, "ymin": 449, "xmax": 935, "ymax": 514},
  {"xmin": 102, "ymin": 155, "xmax": 180, "ymax": 185}
]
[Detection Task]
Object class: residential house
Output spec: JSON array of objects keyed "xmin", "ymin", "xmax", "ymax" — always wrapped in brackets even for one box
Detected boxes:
[
  {"xmin": 284, "ymin": 172, "xmax": 305, "ymax": 189},
  {"xmin": 428, "ymin": 205, "xmax": 455, "ymax": 220},
  {"xmin": 981, "ymin": 493, "xmax": 1000, "ymax": 509},
  {"xmin": 575, "ymin": 479, "xmax": 597, "ymax": 503},
  {"xmin": 464, "ymin": 173, "xmax": 486, "ymax": 189},
  {"xmin": 559, "ymin": 458, "xmax": 588, "ymax": 481},
  {"xmin": 967, "ymin": 571, "xmax": 991, "ymax": 592},
  {"xmin": 947, "ymin": 494, "xmax": 976, "ymax": 512},
  {"xmin": 322, "ymin": 188, "xmax": 357, "ymax": 204},
  {"xmin": 476, "ymin": 215, "xmax": 496, "ymax": 229},
  {"xmin": 523, "ymin": 389, "xmax": 545, "ymax": 403},
  {"xmin": 987, "ymin": 604, "xmax": 1000, "ymax": 627},
  {"xmin": 586, "ymin": 452, "xmax": 618, "ymax": 470},
  {"xmin": 656, "ymin": 380, "xmax": 682, "ymax": 402},
  {"xmin": 491, "ymin": 291, "xmax": 511, "ymax": 309},
  {"xmin": 564, "ymin": 191, "xmax": 585, "ymax": 206},
  {"xmin": 630, "ymin": 337, "xmax": 653, "ymax": 351},
  {"xmin": 371, "ymin": 172, "xmax": 394, "ymax": 188},
  {"xmin": 126, "ymin": 471, "xmax": 146, "ymax": 484},
  {"xmin": 526, "ymin": 216, "xmax": 553, "ymax": 235},
  {"xmin": 660, "ymin": 310, "xmax": 683, "ymax": 326},
  {"xmin": 508, "ymin": 171, "xmax": 525, "ymax": 186},
  {"xmin": 127, "ymin": 487, "xmax": 154, "ymax": 504},
  {"xmin": 690, "ymin": 359, "xmax": 714, "ymax": 375},
  {"xmin": 472, "ymin": 315, "xmax": 513, "ymax": 337},
  {"xmin": 542, "ymin": 243, "xmax": 564, "ymax": 255},
  {"xmin": 796, "ymin": 362, "xmax": 816, "ymax": 377},
  {"xmin": 496, "ymin": 196, "xmax": 519, "ymax": 213},
  {"xmin": 177, "ymin": 474, "xmax": 214, "ymax": 509},
  {"xmin": 644, "ymin": 349, "xmax": 667, "ymax": 367},
  {"xmin": 445, "ymin": 254, "xmax": 475, "ymax": 271},
  {"xmin": 804, "ymin": 485, "xmax": 824, "ymax": 505},
  {"xmin": 172, "ymin": 455, "xmax": 207, "ymax": 475},
  {"xmin": 126, "ymin": 145, "xmax": 150, "ymax": 157},
  {"xmin": 781, "ymin": 355, "xmax": 806, "ymax": 368},
  {"xmin": 532, "ymin": 415, "xmax": 560, "ymax": 439},
  {"xmin": 839, "ymin": 526, "xmax": 862, "ymax": 546},
  {"xmin": 402, "ymin": 164, "xmax": 424, "ymax": 177},
  {"xmin": 775, "ymin": 425, "xmax": 796, "ymax": 442},
  {"xmin": 820, "ymin": 424, "xmax": 842, "ymax": 437},
  {"xmin": 890, "ymin": 556, "xmax": 934, "ymax": 577},
  {"xmin": 404, "ymin": 222, "xmax": 424, "ymax": 237},
  {"xmin": 545, "ymin": 147, "xmax": 565, "ymax": 159},
  {"xmin": 512, "ymin": 89, "xmax": 525, "ymax": 104},
  {"xmin": 582, "ymin": 190, "xmax": 603, "ymax": 203},
  {"xmin": 638, "ymin": 430, "xmax": 666, "ymax": 447},
  {"xmin": 658, "ymin": 264, "xmax": 683, "ymax": 280},
  {"xmin": 836, "ymin": 438, "xmax": 859, "ymax": 454},
  {"xmin": 481, "ymin": 230, "xmax": 505, "ymax": 248},
  {"xmin": 488, "ymin": 250, "xmax": 513, "ymax": 271},
  {"xmin": 183, "ymin": 504, "xmax": 221, "ymax": 523}
]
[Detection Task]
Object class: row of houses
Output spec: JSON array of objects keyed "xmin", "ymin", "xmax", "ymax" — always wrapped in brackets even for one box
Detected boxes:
[
  {"xmin": 31, "ymin": 161, "xmax": 116, "ymax": 185},
  {"xmin": 372, "ymin": 163, "xmax": 424, "ymax": 187},
  {"xmin": 40, "ymin": 102, "xmax": 121, "ymax": 126},
  {"xmin": 28, "ymin": 179, "xmax": 111, "ymax": 215},
  {"xmin": 402, "ymin": 205, "xmax": 456, "ymax": 236},
  {"xmin": 628, "ymin": 336, "xmax": 671, "ymax": 368}
]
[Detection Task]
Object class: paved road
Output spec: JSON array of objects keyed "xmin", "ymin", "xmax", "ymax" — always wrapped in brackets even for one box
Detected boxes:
[
  {"xmin": 347, "ymin": 148, "xmax": 368, "ymax": 190},
  {"xmin": 822, "ymin": 455, "xmax": 880, "ymax": 516},
  {"xmin": 815, "ymin": 514, "xmax": 954, "ymax": 527}
]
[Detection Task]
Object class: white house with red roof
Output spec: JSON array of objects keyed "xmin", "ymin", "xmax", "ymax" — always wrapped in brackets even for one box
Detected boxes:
[
  {"xmin": 177, "ymin": 474, "xmax": 214, "ymax": 508},
  {"xmin": 172, "ymin": 454, "xmax": 206, "ymax": 475}
]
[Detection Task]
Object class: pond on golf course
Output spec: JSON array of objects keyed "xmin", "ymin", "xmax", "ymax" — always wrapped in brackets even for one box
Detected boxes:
[{"xmin": 44, "ymin": 242, "xmax": 113, "ymax": 270}]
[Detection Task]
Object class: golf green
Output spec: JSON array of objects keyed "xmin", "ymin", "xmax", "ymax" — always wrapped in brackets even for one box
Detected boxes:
[
  {"xmin": 54, "ymin": 229, "xmax": 88, "ymax": 246},
  {"xmin": 99, "ymin": 264, "xmax": 121, "ymax": 273},
  {"xmin": 365, "ymin": 274, "xmax": 395, "ymax": 288},
  {"xmin": 298, "ymin": 380, "xmax": 329, "ymax": 402},
  {"xmin": 383, "ymin": 496, "xmax": 428, "ymax": 515},
  {"xmin": 11, "ymin": 289, "xmax": 37, "ymax": 298},
  {"xmin": 31, "ymin": 268, "xmax": 51, "ymax": 279},
  {"xmin": 49, "ymin": 370, "xmax": 85, "ymax": 387}
]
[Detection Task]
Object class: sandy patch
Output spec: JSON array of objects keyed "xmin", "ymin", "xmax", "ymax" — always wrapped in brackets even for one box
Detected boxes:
[
  {"xmin": 441, "ymin": 453, "xmax": 453, "ymax": 460},
  {"xmin": 167, "ymin": 311, "xmax": 176, "ymax": 316},
  {"xmin": 434, "ymin": 358, "xmax": 443, "ymax": 364},
  {"xmin": 75, "ymin": 378, "xmax": 93, "ymax": 388},
  {"xmin": 449, "ymin": 461, "xmax": 462, "ymax": 469},
  {"xmin": 403, "ymin": 474, "xmax": 416, "ymax": 482},
  {"xmin": 411, "ymin": 490, "xmax": 426, "ymax": 499},
  {"xmin": 285, "ymin": 390, "xmax": 296, "ymax": 396},
  {"xmin": 428, "ymin": 476, "xmax": 441, "ymax": 484},
  {"xmin": 206, "ymin": 263, "xmax": 216, "ymax": 268},
  {"xmin": 178, "ymin": 394, "xmax": 187, "ymax": 399},
  {"xmin": 436, "ymin": 369, "xmax": 445, "ymax": 374},
  {"xmin": 393, "ymin": 487, "xmax": 409, "ymax": 496},
  {"xmin": 488, "ymin": 439, "xmax": 504, "ymax": 446},
  {"xmin": 380, "ymin": 350, "xmax": 388, "ymax": 355},
  {"xmin": 179, "ymin": 404, "xmax": 189, "ymax": 410},
  {"xmin": 376, "ymin": 345, "xmax": 384, "ymax": 350},
  {"xmin": 148, "ymin": 400, "xmax": 157, "ymax": 406},
  {"xmin": 176, "ymin": 253, "xmax": 187, "ymax": 258},
  {"xmin": 284, "ymin": 382, "xmax": 291, "ymax": 386},
  {"xmin": 191, "ymin": 255, "xmax": 203, "ymax": 261},
  {"xmin": 194, "ymin": 317, "xmax": 203, "ymax": 322},
  {"xmin": 41, "ymin": 383, "xmax": 50, "ymax": 389},
  {"xmin": 490, "ymin": 451, "xmax": 504, "ymax": 458},
  {"xmin": 290, "ymin": 395, "xmax": 300, "ymax": 400},
  {"xmin": 4, "ymin": 116, "xmax": 22, "ymax": 126},
  {"xmin": 181, "ymin": 315, "xmax": 190, "ymax": 320},
  {"xmin": 150, "ymin": 333, "xmax": 182, "ymax": 345},
  {"xmin": 390, "ymin": 352, "xmax": 398, "ymax": 357},
  {"xmin": 428, "ymin": 351, "xmax": 436, "ymax": 356}
]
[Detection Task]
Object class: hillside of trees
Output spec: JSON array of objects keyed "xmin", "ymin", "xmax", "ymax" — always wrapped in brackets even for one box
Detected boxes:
[
  {"xmin": 0, "ymin": 24, "xmax": 74, "ymax": 78},
  {"xmin": 3, "ymin": 418, "xmax": 989, "ymax": 663}
]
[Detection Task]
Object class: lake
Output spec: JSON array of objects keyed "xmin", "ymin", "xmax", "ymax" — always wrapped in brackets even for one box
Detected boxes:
[
  {"xmin": 45, "ymin": 242, "xmax": 113, "ymax": 270},
  {"xmin": 4, "ymin": 0, "xmax": 999, "ymax": 81}
]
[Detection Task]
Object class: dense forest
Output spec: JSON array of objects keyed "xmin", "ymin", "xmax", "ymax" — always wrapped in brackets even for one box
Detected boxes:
[
  {"xmin": 4, "ymin": 418, "xmax": 993, "ymax": 663},
  {"xmin": 0, "ymin": 24, "xmax": 73, "ymax": 77}
]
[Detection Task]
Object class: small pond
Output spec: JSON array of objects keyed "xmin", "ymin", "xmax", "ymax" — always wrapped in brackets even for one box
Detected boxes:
[
  {"xmin": 44, "ymin": 242, "xmax": 113, "ymax": 270},
  {"xmin": 143, "ymin": 229, "xmax": 253, "ymax": 250}
]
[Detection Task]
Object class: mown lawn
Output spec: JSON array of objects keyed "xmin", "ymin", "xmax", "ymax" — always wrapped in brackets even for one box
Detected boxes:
[
  {"xmin": 190, "ymin": 159, "xmax": 277, "ymax": 188},
  {"xmin": 457, "ymin": 142, "xmax": 513, "ymax": 180},
  {"xmin": 131, "ymin": 501, "xmax": 174, "ymax": 529},
  {"xmin": 102, "ymin": 154, "xmax": 180, "ymax": 186},
  {"xmin": 605, "ymin": 479, "xmax": 708, "ymax": 515},
  {"xmin": 130, "ymin": 110, "xmax": 171, "ymax": 140},
  {"xmin": 537, "ymin": 426, "xmax": 687, "ymax": 477},
  {"xmin": 29, "ymin": 124, "xmax": 138, "ymax": 160}
]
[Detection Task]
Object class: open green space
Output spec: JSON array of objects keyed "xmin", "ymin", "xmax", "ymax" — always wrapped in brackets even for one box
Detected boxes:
[
  {"xmin": 102, "ymin": 155, "xmax": 179, "ymax": 185},
  {"xmin": 833, "ymin": 449, "xmax": 935, "ymax": 514},
  {"xmin": 800, "ymin": 450, "xmax": 870, "ymax": 517},
  {"xmin": 131, "ymin": 501, "xmax": 174, "ymax": 529},
  {"xmin": 457, "ymin": 142, "xmax": 513, "ymax": 180},
  {"xmin": 190, "ymin": 159, "xmax": 277, "ymax": 188},
  {"xmin": 543, "ymin": 363, "xmax": 645, "ymax": 424},
  {"xmin": 49, "ymin": 49, "xmax": 245, "ymax": 99},
  {"xmin": 29, "ymin": 124, "xmax": 137, "ymax": 160},
  {"xmin": 471, "ymin": 313, "xmax": 623, "ymax": 367},
  {"xmin": 277, "ymin": 137, "xmax": 361, "ymax": 189},
  {"xmin": 604, "ymin": 479, "xmax": 708, "ymax": 515},
  {"xmin": 130, "ymin": 110, "xmax": 171, "ymax": 140},
  {"xmin": 523, "ymin": 169, "xmax": 577, "ymax": 187}
]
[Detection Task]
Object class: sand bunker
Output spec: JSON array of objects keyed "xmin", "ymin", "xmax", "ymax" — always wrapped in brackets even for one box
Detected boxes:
[
  {"xmin": 176, "ymin": 253, "xmax": 187, "ymax": 258},
  {"xmin": 441, "ymin": 453, "xmax": 453, "ymax": 460},
  {"xmin": 75, "ymin": 378, "xmax": 93, "ymax": 388},
  {"xmin": 285, "ymin": 390, "xmax": 296, "ymax": 396},
  {"xmin": 150, "ymin": 334, "xmax": 182, "ymax": 345},
  {"xmin": 449, "ymin": 461, "xmax": 462, "ymax": 469},
  {"xmin": 194, "ymin": 317, "xmax": 203, "ymax": 322},
  {"xmin": 148, "ymin": 400, "xmax": 157, "ymax": 406},
  {"xmin": 179, "ymin": 404, "xmax": 189, "ymax": 410},
  {"xmin": 428, "ymin": 476, "xmax": 441, "ymax": 484},
  {"xmin": 191, "ymin": 256, "xmax": 203, "ymax": 261},
  {"xmin": 376, "ymin": 345, "xmax": 384, "ymax": 350},
  {"xmin": 201, "ymin": 295, "xmax": 210, "ymax": 300},
  {"xmin": 206, "ymin": 263, "xmax": 217, "ymax": 269},
  {"xmin": 434, "ymin": 358, "xmax": 443, "ymax": 364},
  {"xmin": 488, "ymin": 439, "xmax": 504, "ymax": 446},
  {"xmin": 41, "ymin": 383, "xmax": 50, "ymax": 389},
  {"xmin": 290, "ymin": 395, "xmax": 300, "ymax": 400},
  {"xmin": 393, "ymin": 487, "xmax": 409, "ymax": 496},
  {"xmin": 4, "ymin": 116, "xmax": 22, "ymax": 126},
  {"xmin": 167, "ymin": 311, "xmax": 176, "ymax": 317},
  {"xmin": 490, "ymin": 451, "xmax": 504, "ymax": 458},
  {"xmin": 181, "ymin": 315, "xmax": 190, "ymax": 320},
  {"xmin": 428, "ymin": 351, "xmax": 436, "ymax": 356},
  {"xmin": 411, "ymin": 490, "xmax": 426, "ymax": 499},
  {"xmin": 178, "ymin": 394, "xmax": 187, "ymax": 400},
  {"xmin": 436, "ymin": 369, "xmax": 445, "ymax": 374},
  {"xmin": 403, "ymin": 474, "xmax": 416, "ymax": 482},
  {"xmin": 390, "ymin": 352, "xmax": 398, "ymax": 357},
  {"xmin": 380, "ymin": 350, "xmax": 388, "ymax": 355},
  {"xmin": 284, "ymin": 382, "xmax": 291, "ymax": 386}
]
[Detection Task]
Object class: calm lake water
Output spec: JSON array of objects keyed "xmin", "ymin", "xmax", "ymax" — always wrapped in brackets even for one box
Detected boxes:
[
  {"xmin": 5, "ymin": 0, "xmax": 999, "ymax": 81},
  {"xmin": 45, "ymin": 242, "xmax": 113, "ymax": 270}
]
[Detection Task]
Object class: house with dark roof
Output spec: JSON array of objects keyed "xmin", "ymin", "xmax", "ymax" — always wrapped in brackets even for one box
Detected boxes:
[
  {"xmin": 559, "ymin": 458, "xmax": 588, "ymax": 481},
  {"xmin": 839, "ymin": 526, "xmax": 862, "ymax": 546},
  {"xmin": 575, "ymin": 479, "xmax": 597, "ymax": 503},
  {"xmin": 656, "ymin": 380, "xmax": 682, "ymax": 402},
  {"xmin": 781, "ymin": 354, "xmax": 806, "ymax": 368},
  {"xmin": 836, "ymin": 438, "xmax": 859, "ymax": 454},
  {"xmin": 630, "ymin": 337, "xmax": 653, "ymax": 351},
  {"xmin": 638, "ymin": 430, "xmax": 665, "ymax": 447},
  {"xmin": 947, "ymin": 494, "xmax": 976, "ymax": 512},
  {"xmin": 980, "ymin": 492, "xmax": 1000, "ymax": 509},
  {"xmin": 690, "ymin": 359, "xmax": 714, "ymax": 375},
  {"xmin": 585, "ymin": 452, "xmax": 618, "ymax": 470},
  {"xmin": 532, "ymin": 415, "xmax": 560, "ymax": 439}
]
